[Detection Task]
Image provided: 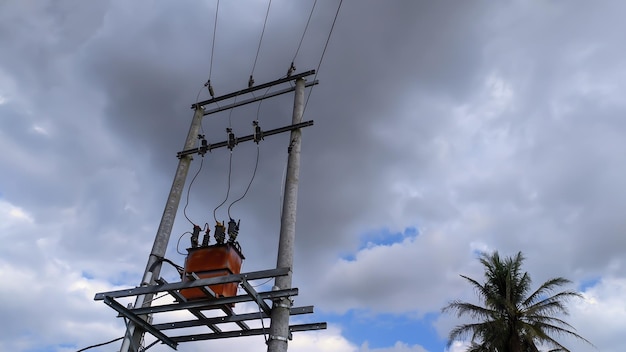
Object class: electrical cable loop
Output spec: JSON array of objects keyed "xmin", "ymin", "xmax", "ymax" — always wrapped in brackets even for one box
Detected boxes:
[
  {"xmin": 183, "ymin": 139, "xmax": 206, "ymax": 226},
  {"xmin": 212, "ymin": 144, "xmax": 233, "ymax": 223}
]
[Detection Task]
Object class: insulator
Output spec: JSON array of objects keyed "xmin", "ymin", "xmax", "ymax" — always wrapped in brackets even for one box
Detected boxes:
[
  {"xmin": 227, "ymin": 218, "xmax": 240, "ymax": 243},
  {"xmin": 287, "ymin": 62, "xmax": 295, "ymax": 77},
  {"xmin": 190, "ymin": 225, "xmax": 201, "ymax": 248},
  {"xmin": 208, "ymin": 80, "xmax": 215, "ymax": 98},
  {"xmin": 197, "ymin": 134, "xmax": 208, "ymax": 155},
  {"xmin": 227, "ymin": 128, "xmax": 236, "ymax": 150},
  {"xmin": 248, "ymin": 75, "xmax": 254, "ymax": 88},
  {"xmin": 214, "ymin": 221, "xmax": 226, "ymax": 244},
  {"xmin": 253, "ymin": 121, "xmax": 263, "ymax": 144},
  {"xmin": 201, "ymin": 227, "xmax": 211, "ymax": 246}
]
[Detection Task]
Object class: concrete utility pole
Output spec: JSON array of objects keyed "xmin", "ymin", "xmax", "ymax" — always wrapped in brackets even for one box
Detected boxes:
[
  {"xmin": 267, "ymin": 78, "xmax": 305, "ymax": 352},
  {"xmin": 120, "ymin": 107, "xmax": 204, "ymax": 352}
]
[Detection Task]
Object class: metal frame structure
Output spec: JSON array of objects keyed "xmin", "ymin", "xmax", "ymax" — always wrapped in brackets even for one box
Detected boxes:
[
  {"xmin": 95, "ymin": 267, "xmax": 326, "ymax": 350},
  {"xmin": 94, "ymin": 71, "xmax": 325, "ymax": 351}
]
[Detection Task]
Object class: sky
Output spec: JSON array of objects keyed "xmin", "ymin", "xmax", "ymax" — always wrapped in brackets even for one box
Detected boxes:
[{"xmin": 1, "ymin": 0, "xmax": 625, "ymax": 351}]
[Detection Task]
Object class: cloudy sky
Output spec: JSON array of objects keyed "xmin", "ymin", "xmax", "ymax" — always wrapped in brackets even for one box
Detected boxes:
[{"xmin": 1, "ymin": 0, "xmax": 625, "ymax": 351}]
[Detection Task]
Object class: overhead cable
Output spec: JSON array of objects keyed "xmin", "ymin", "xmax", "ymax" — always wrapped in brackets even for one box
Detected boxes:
[
  {"xmin": 75, "ymin": 337, "xmax": 124, "ymax": 352},
  {"xmin": 209, "ymin": 0, "xmax": 220, "ymax": 82},
  {"xmin": 303, "ymin": 0, "xmax": 343, "ymax": 115},
  {"xmin": 292, "ymin": 0, "xmax": 318, "ymax": 64},
  {"xmin": 250, "ymin": 0, "xmax": 273, "ymax": 80},
  {"xmin": 228, "ymin": 144, "xmax": 260, "ymax": 218},
  {"xmin": 213, "ymin": 150, "xmax": 233, "ymax": 222},
  {"xmin": 183, "ymin": 149, "xmax": 205, "ymax": 226}
]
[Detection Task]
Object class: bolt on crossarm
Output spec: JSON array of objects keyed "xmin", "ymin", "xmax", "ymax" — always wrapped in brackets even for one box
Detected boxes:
[
  {"xmin": 266, "ymin": 78, "xmax": 306, "ymax": 352},
  {"xmin": 120, "ymin": 106, "xmax": 205, "ymax": 352}
]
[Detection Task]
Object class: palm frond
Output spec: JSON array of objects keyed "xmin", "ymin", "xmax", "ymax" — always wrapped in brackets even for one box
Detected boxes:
[
  {"xmin": 523, "ymin": 277, "xmax": 573, "ymax": 306},
  {"xmin": 442, "ymin": 251, "xmax": 593, "ymax": 351}
]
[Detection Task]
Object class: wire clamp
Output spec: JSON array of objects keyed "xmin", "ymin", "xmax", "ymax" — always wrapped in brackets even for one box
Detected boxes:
[
  {"xmin": 190, "ymin": 225, "xmax": 201, "ymax": 248},
  {"xmin": 214, "ymin": 221, "xmax": 226, "ymax": 244},
  {"xmin": 269, "ymin": 335, "xmax": 289, "ymax": 342},
  {"xmin": 275, "ymin": 301, "xmax": 292, "ymax": 309},
  {"xmin": 201, "ymin": 225, "xmax": 211, "ymax": 246},
  {"xmin": 227, "ymin": 218, "xmax": 240, "ymax": 243},
  {"xmin": 248, "ymin": 75, "xmax": 255, "ymax": 88}
]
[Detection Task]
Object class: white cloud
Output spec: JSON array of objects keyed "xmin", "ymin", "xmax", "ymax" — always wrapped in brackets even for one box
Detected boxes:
[
  {"xmin": 561, "ymin": 277, "xmax": 626, "ymax": 352},
  {"xmin": 0, "ymin": 199, "xmax": 34, "ymax": 228},
  {"xmin": 2, "ymin": 1, "xmax": 626, "ymax": 352},
  {"xmin": 311, "ymin": 230, "xmax": 478, "ymax": 315},
  {"xmin": 446, "ymin": 341, "xmax": 470, "ymax": 352},
  {"xmin": 359, "ymin": 341, "xmax": 428, "ymax": 352},
  {"xmin": 31, "ymin": 123, "xmax": 50, "ymax": 136}
]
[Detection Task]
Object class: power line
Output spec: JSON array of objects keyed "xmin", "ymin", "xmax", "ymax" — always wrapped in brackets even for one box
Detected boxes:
[
  {"xmin": 209, "ymin": 0, "xmax": 220, "ymax": 81},
  {"xmin": 292, "ymin": 0, "xmax": 318, "ymax": 64},
  {"xmin": 183, "ymin": 156, "xmax": 205, "ymax": 225},
  {"xmin": 213, "ymin": 151, "xmax": 233, "ymax": 222},
  {"xmin": 227, "ymin": 145, "xmax": 260, "ymax": 218},
  {"xmin": 75, "ymin": 337, "xmax": 124, "ymax": 352},
  {"xmin": 303, "ymin": 0, "xmax": 343, "ymax": 115},
  {"xmin": 250, "ymin": 0, "xmax": 273, "ymax": 79}
]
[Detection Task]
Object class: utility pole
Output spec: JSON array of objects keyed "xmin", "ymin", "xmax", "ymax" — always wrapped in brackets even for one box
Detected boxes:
[
  {"xmin": 120, "ymin": 106, "xmax": 204, "ymax": 352},
  {"xmin": 267, "ymin": 78, "xmax": 305, "ymax": 352},
  {"xmin": 95, "ymin": 73, "xmax": 323, "ymax": 351}
]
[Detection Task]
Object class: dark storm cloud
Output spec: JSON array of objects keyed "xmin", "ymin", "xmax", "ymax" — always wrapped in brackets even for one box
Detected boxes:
[
  {"xmin": 68, "ymin": 1, "xmax": 496, "ymax": 276},
  {"xmin": 3, "ymin": 1, "xmax": 626, "ymax": 351}
]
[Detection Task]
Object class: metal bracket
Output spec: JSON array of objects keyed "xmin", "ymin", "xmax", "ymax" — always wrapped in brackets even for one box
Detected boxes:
[
  {"xmin": 240, "ymin": 278, "xmax": 272, "ymax": 316},
  {"xmin": 104, "ymin": 296, "xmax": 178, "ymax": 350},
  {"xmin": 192, "ymin": 70, "xmax": 316, "ymax": 109},
  {"xmin": 95, "ymin": 267, "xmax": 326, "ymax": 347},
  {"xmin": 269, "ymin": 335, "xmax": 289, "ymax": 342},
  {"xmin": 176, "ymin": 120, "xmax": 314, "ymax": 159}
]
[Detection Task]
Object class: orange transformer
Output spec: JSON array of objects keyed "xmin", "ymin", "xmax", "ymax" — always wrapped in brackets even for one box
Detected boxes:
[{"xmin": 180, "ymin": 243, "xmax": 245, "ymax": 301}]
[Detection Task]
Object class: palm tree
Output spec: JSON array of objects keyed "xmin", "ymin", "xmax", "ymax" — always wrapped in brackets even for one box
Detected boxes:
[{"xmin": 442, "ymin": 251, "xmax": 591, "ymax": 352}]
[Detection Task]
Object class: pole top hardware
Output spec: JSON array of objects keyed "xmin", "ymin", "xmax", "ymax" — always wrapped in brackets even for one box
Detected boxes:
[{"xmin": 191, "ymin": 70, "xmax": 315, "ymax": 109}]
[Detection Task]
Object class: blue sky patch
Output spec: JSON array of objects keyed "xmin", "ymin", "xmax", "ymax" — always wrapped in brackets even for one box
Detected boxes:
[
  {"xmin": 319, "ymin": 310, "xmax": 445, "ymax": 351},
  {"xmin": 579, "ymin": 276, "xmax": 601, "ymax": 291},
  {"xmin": 81, "ymin": 271, "xmax": 94, "ymax": 280},
  {"xmin": 341, "ymin": 226, "xmax": 419, "ymax": 261}
]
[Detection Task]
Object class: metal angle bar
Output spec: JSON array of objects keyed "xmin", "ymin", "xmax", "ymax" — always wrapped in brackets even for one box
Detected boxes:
[
  {"xmin": 220, "ymin": 302, "xmax": 250, "ymax": 331},
  {"xmin": 153, "ymin": 306, "xmax": 314, "ymax": 330},
  {"xmin": 130, "ymin": 288, "xmax": 299, "ymax": 316},
  {"xmin": 155, "ymin": 278, "xmax": 222, "ymax": 333},
  {"xmin": 94, "ymin": 267, "xmax": 290, "ymax": 300},
  {"xmin": 176, "ymin": 120, "xmax": 314, "ymax": 158},
  {"xmin": 192, "ymin": 70, "xmax": 316, "ymax": 109},
  {"xmin": 103, "ymin": 296, "xmax": 178, "ymax": 350},
  {"xmin": 203, "ymin": 81, "xmax": 318, "ymax": 116},
  {"xmin": 240, "ymin": 279, "xmax": 272, "ymax": 316},
  {"xmin": 158, "ymin": 277, "xmax": 248, "ymax": 331},
  {"xmin": 189, "ymin": 272, "xmax": 219, "ymax": 299},
  {"xmin": 170, "ymin": 322, "xmax": 327, "ymax": 343},
  {"xmin": 289, "ymin": 322, "xmax": 327, "ymax": 332}
]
